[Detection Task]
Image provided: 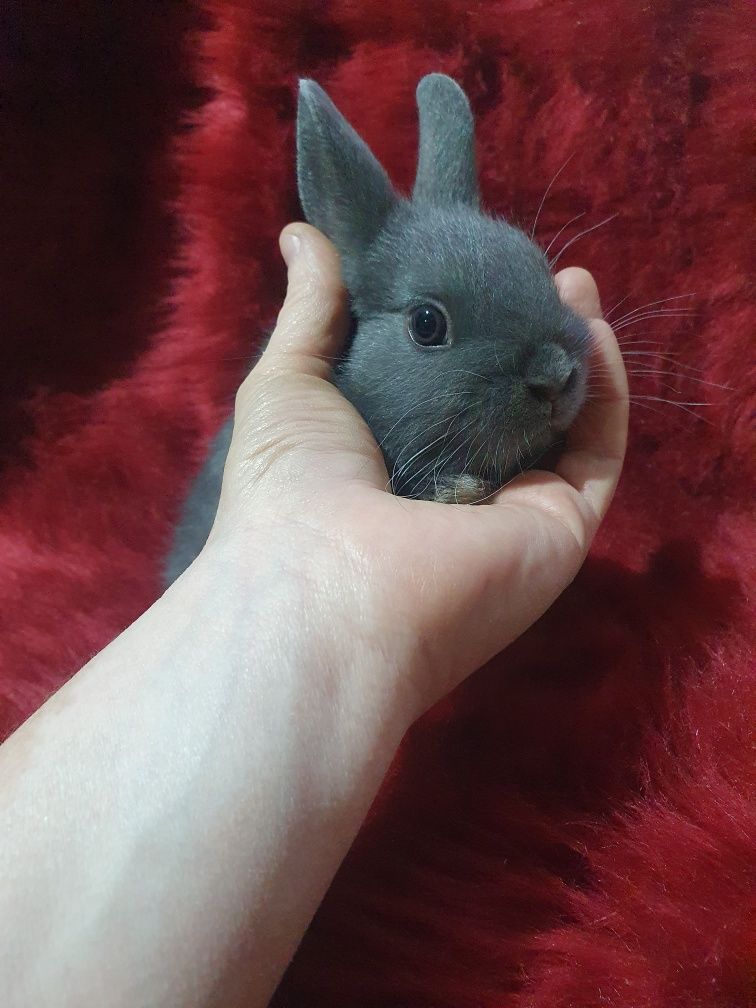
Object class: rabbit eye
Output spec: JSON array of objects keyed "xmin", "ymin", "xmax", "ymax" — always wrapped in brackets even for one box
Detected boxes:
[{"xmin": 408, "ymin": 304, "xmax": 449, "ymax": 347}]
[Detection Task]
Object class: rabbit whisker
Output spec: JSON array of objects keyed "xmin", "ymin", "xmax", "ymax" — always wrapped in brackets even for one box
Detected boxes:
[
  {"xmin": 549, "ymin": 213, "xmax": 619, "ymax": 269},
  {"xmin": 530, "ymin": 152, "xmax": 576, "ymax": 239},
  {"xmin": 391, "ymin": 413, "xmax": 468, "ymax": 490},
  {"xmin": 629, "ymin": 395, "xmax": 715, "ymax": 424},
  {"xmin": 542, "ymin": 211, "xmax": 587, "ymax": 261},
  {"xmin": 602, "ymin": 294, "xmax": 630, "ymax": 323},
  {"xmin": 432, "ymin": 418, "xmax": 481, "ymax": 488},
  {"xmin": 620, "ymin": 351, "xmax": 712, "ymax": 376},
  {"xmin": 377, "ymin": 391, "xmax": 475, "ymax": 450},
  {"xmin": 446, "ymin": 368, "xmax": 492, "ymax": 383},
  {"xmin": 406, "ymin": 422, "xmax": 468, "ymax": 496},
  {"xmin": 405, "ymin": 415, "xmax": 478, "ymax": 497},
  {"xmin": 465, "ymin": 426, "xmax": 491, "ymax": 476},
  {"xmin": 613, "ymin": 310, "xmax": 695, "ymax": 331},
  {"xmin": 627, "ymin": 373, "xmax": 711, "ymax": 398},
  {"xmin": 609, "ymin": 292, "xmax": 697, "ymax": 327},
  {"xmin": 626, "ymin": 368, "xmax": 732, "ymax": 391}
]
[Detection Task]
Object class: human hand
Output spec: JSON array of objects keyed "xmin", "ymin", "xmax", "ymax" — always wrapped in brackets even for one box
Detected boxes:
[
  {"xmin": 210, "ymin": 223, "xmax": 628, "ymax": 717},
  {"xmin": 0, "ymin": 224, "xmax": 627, "ymax": 1008}
]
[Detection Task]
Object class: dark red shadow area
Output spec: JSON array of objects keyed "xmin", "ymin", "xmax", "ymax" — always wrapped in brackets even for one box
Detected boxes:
[{"xmin": 1, "ymin": 2, "xmax": 753, "ymax": 1006}]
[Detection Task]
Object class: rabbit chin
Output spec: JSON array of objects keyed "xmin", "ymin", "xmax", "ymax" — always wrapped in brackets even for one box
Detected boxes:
[
  {"xmin": 417, "ymin": 427, "xmax": 556, "ymax": 501},
  {"xmin": 495, "ymin": 427, "xmax": 559, "ymax": 484}
]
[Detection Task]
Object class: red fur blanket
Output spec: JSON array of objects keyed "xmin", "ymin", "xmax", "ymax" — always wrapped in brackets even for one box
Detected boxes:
[{"xmin": 2, "ymin": 2, "xmax": 754, "ymax": 1005}]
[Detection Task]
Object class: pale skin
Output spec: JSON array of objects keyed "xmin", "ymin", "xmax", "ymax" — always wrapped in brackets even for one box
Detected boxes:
[{"xmin": 0, "ymin": 224, "xmax": 628, "ymax": 1007}]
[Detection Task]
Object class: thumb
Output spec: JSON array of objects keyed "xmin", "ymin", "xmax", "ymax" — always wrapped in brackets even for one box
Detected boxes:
[{"xmin": 258, "ymin": 223, "xmax": 349, "ymax": 380}]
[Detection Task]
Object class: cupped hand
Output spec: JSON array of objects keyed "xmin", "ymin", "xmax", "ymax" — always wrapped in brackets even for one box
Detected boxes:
[{"xmin": 211, "ymin": 224, "xmax": 628, "ymax": 712}]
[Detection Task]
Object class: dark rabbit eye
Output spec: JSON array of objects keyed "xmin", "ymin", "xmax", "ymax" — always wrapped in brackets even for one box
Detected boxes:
[{"xmin": 408, "ymin": 304, "xmax": 449, "ymax": 347}]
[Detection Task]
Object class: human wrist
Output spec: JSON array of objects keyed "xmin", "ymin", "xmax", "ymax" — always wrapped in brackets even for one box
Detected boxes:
[
  {"xmin": 186, "ymin": 525, "xmax": 420, "ymax": 742},
  {"xmin": 0, "ymin": 515, "xmax": 417, "ymax": 1008}
]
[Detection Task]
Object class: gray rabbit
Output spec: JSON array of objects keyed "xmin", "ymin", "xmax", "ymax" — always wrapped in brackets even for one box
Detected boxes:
[{"xmin": 164, "ymin": 74, "xmax": 590, "ymax": 584}]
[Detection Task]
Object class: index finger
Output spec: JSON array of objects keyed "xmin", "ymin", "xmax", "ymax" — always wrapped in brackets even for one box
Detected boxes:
[{"xmin": 554, "ymin": 268, "xmax": 629, "ymax": 527}]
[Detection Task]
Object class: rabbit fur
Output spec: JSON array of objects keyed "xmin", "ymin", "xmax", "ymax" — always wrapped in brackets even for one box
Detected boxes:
[{"xmin": 164, "ymin": 74, "xmax": 590, "ymax": 584}]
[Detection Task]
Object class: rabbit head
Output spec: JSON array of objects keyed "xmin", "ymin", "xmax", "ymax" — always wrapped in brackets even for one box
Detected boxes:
[{"xmin": 296, "ymin": 74, "xmax": 590, "ymax": 502}]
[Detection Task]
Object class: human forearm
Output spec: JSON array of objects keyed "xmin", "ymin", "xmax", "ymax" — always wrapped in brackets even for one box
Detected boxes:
[
  {"xmin": 0, "ymin": 222, "xmax": 627, "ymax": 1006},
  {"xmin": 0, "ymin": 538, "xmax": 410, "ymax": 1007}
]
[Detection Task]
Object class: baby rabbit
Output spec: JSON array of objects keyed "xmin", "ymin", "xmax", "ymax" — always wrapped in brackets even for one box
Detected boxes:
[{"xmin": 164, "ymin": 74, "xmax": 590, "ymax": 584}]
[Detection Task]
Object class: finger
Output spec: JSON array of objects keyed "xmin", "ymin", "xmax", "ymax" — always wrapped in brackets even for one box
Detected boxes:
[
  {"xmin": 257, "ymin": 223, "xmax": 348, "ymax": 380},
  {"xmin": 554, "ymin": 316, "xmax": 629, "ymax": 532},
  {"xmin": 554, "ymin": 266, "xmax": 628, "ymax": 528},
  {"xmin": 486, "ymin": 270, "xmax": 627, "ymax": 551},
  {"xmin": 555, "ymin": 266, "xmax": 602, "ymax": 320}
]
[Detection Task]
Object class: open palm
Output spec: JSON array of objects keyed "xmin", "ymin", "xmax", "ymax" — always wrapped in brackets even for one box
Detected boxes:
[{"xmin": 216, "ymin": 225, "xmax": 628, "ymax": 710}]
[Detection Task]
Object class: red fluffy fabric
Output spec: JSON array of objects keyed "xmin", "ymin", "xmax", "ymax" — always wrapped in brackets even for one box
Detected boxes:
[{"xmin": 1, "ymin": 2, "xmax": 754, "ymax": 1005}]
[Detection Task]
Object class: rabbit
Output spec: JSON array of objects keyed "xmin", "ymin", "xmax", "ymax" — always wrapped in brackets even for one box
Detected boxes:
[{"xmin": 163, "ymin": 74, "xmax": 591, "ymax": 585}]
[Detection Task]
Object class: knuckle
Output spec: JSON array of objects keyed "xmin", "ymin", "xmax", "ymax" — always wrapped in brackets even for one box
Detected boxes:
[
  {"xmin": 278, "ymin": 272, "xmax": 343, "ymax": 331},
  {"xmin": 236, "ymin": 431, "xmax": 300, "ymax": 487}
]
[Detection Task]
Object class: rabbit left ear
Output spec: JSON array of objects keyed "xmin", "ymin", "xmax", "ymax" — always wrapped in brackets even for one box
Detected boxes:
[
  {"xmin": 296, "ymin": 79, "xmax": 398, "ymax": 261},
  {"xmin": 412, "ymin": 74, "xmax": 479, "ymax": 209}
]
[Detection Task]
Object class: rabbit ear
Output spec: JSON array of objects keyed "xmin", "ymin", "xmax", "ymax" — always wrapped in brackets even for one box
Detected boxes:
[
  {"xmin": 412, "ymin": 74, "xmax": 479, "ymax": 209},
  {"xmin": 296, "ymin": 80, "xmax": 398, "ymax": 260}
]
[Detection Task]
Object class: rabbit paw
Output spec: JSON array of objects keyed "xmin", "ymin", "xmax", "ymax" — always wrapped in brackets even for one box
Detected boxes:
[{"xmin": 432, "ymin": 474, "xmax": 492, "ymax": 504}]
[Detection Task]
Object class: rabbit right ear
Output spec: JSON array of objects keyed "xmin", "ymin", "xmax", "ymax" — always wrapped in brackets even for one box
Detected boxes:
[
  {"xmin": 297, "ymin": 80, "xmax": 398, "ymax": 260},
  {"xmin": 413, "ymin": 74, "xmax": 479, "ymax": 209}
]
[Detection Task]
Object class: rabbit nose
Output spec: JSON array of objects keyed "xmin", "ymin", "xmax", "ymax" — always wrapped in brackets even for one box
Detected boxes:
[
  {"xmin": 526, "ymin": 370, "xmax": 575, "ymax": 402},
  {"xmin": 525, "ymin": 345, "xmax": 575, "ymax": 403}
]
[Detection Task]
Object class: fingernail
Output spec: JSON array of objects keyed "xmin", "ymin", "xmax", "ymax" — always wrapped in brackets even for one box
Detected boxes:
[{"xmin": 280, "ymin": 231, "xmax": 301, "ymax": 266}]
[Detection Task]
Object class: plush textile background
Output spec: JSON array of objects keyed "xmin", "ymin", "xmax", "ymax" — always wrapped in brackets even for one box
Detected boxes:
[{"xmin": 1, "ymin": 1, "xmax": 754, "ymax": 1005}]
